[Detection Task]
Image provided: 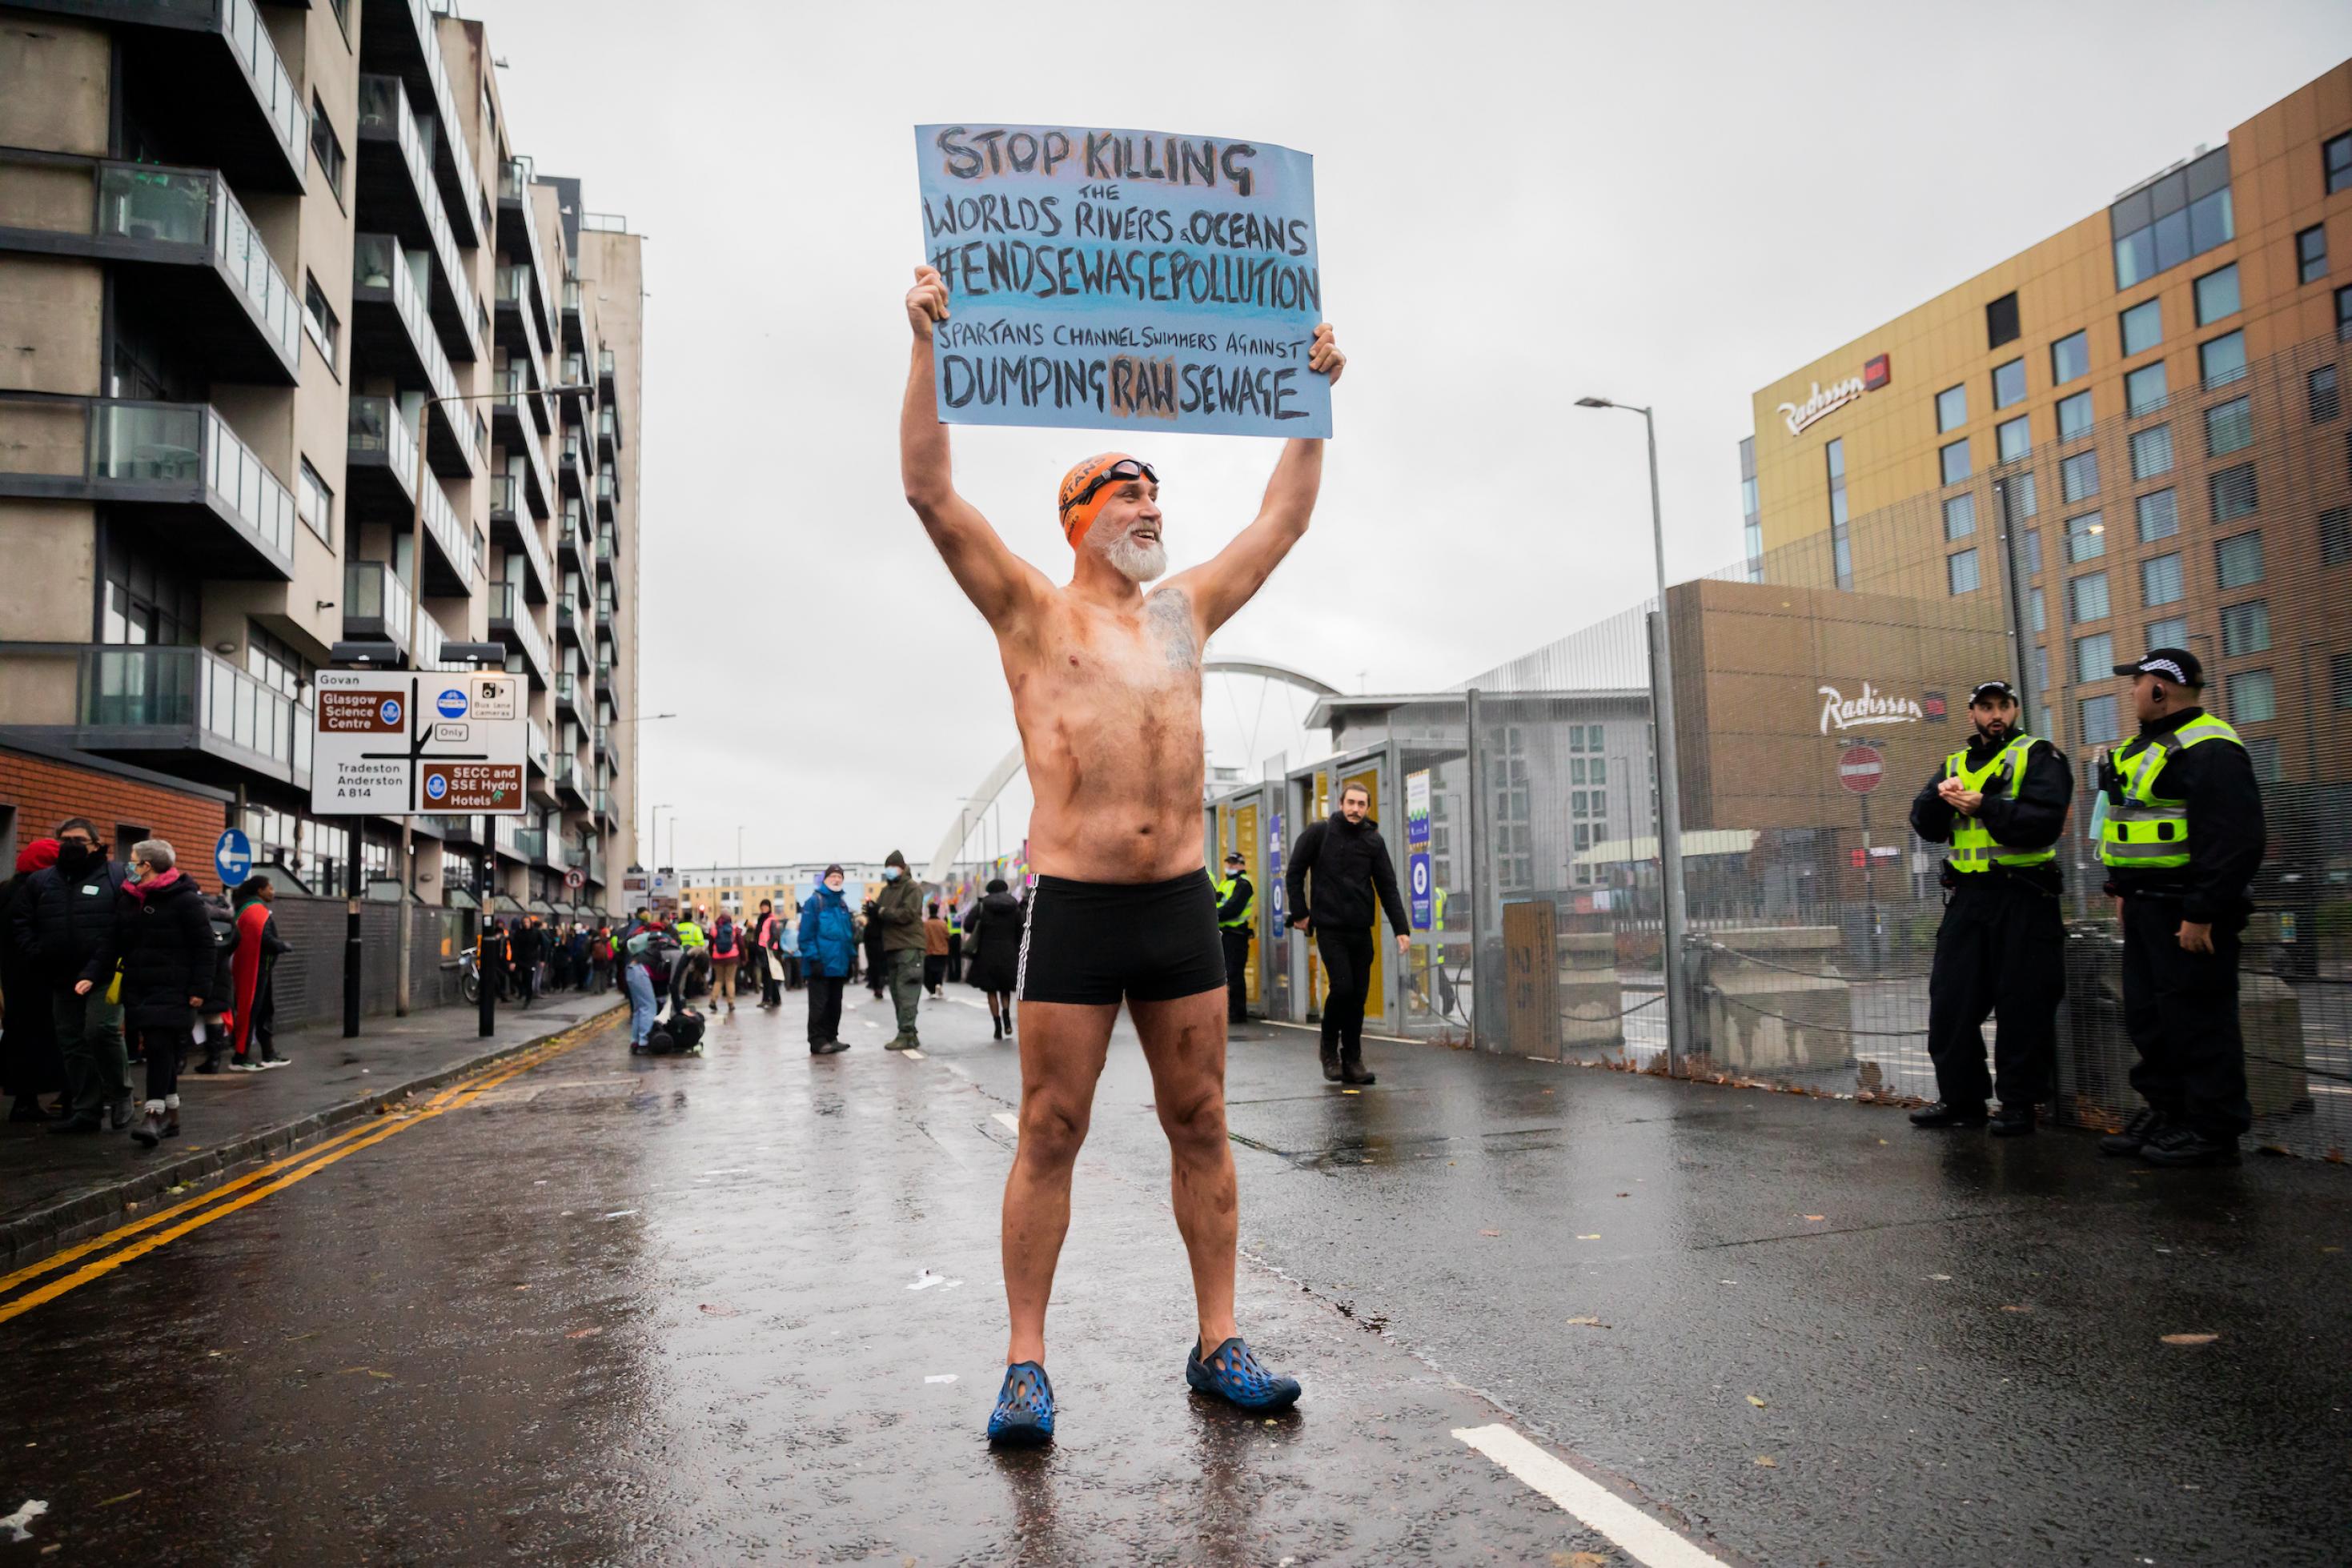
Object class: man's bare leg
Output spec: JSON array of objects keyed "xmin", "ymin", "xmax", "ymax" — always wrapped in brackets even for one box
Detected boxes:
[
  {"xmin": 1001, "ymin": 999, "xmax": 1118, "ymax": 1365},
  {"xmin": 1129, "ymin": 989, "xmax": 1239, "ymax": 1353}
]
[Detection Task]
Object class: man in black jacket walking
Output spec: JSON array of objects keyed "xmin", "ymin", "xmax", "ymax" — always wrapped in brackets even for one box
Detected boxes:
[
  {"xmin": 1905, "ymin": 680, "xmax": 2073, "ymax": 1136},
  {"xmin": 10, "ymin": 816, "xmax": 133, "ymax": 1133},
  {"xmin": 1285, "ymin": 783, "xmax": 1410, "ymax": 1085}
]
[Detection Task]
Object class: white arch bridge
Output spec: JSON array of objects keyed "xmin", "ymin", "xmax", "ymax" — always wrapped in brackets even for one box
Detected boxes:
[{"xmin": 921, "ymin": 656, "xmax": 1342, "ymax": 885}]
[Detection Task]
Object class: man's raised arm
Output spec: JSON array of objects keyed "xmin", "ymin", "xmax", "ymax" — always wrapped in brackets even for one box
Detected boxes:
[
  {"xmin": 1173, "ymin": 323, "xmax": 1346, "ymax": 634},
  {"xmin": 900, "ymin": 265, "xmax": 1046, "ymax": 627}
]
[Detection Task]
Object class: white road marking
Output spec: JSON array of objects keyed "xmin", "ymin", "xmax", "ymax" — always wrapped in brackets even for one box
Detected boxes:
[
  {"xmin": 925, "ymin": 1373, "xmax": 958, "ymax": 1384},
  {"xmin": 992, "ymin": 1111, "xmax": 1020, "ymax": 1134},
  {"xmin": 1452, "ymin": 1424, "xmax": 1732, "ymax": 1568},
  {"xmin": 902, "ymin": 1049, "xmax": 926, "ymax": 1060}
]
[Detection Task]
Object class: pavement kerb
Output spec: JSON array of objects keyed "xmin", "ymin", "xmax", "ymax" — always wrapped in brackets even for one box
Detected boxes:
[{"xmin": 0, "ymin": 1001, "xmax": 625, "ymax": 1271}]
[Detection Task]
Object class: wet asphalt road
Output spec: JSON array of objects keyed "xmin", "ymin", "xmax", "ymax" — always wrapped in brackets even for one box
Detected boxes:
[{"xmin": 2, "ymin": 985, "xmax": 2346, "ymax": 1566}]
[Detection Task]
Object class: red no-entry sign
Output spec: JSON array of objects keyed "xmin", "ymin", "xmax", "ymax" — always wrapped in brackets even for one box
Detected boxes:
[{"xmin": 1837, "ymin": 744, "xmax": 1884, "ymax": 794}]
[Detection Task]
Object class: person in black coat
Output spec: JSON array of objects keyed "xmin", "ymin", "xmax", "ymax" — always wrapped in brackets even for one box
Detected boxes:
[
  {"xmin": 82, "ymin": 839, "xmax": 215, "ymax": 1148},
  {"xmin": 11, "ymin": 816, "xmax": 133, "ymax": 1133},
  {"xmin": 511, "ymin": 916, "xmax": 544, "ymax": 1008},
  {"xmin": 1, "ymin": 836, "xmax": 67, "ymax": 1121},
  {"xmin": 963, "ymin": 880, "xmax": 1025, "ymax": 1040},
  {"xmin": 1284, "ymin": 783, "xmax": 1410, "ymax": 1085}
]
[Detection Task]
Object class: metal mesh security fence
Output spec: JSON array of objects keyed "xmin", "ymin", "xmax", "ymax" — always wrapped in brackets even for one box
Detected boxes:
[{"xmin": 1459, "ymin": 326, "xmax": 2352, "ymax": 1161}]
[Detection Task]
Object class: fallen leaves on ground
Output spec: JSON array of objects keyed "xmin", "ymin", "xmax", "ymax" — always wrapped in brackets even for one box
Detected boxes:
[
  {"xmin": 1567, "ymin": 1315, "xmax": 1611, "ymax": 1329},
  {"xmin": 335, "ymin": 1366, "xmax": 394, "ymax": 1378},
  {"xmin": 1479, "ymin": 1229, "xmax": 1501, "ymax": 1237},
  {"xmin": 1804, "ymin": 1214, "xmax": 1826, "ymax": 1222},
  {"xmin": 95, "ymin": 1490, "xmax": 142, "ymax": 1508},
  {"xmin": 1552, "ymin": 1553, "xmax": 1611, "ymax": 1567},
  {"xmin": 2160, "ymin": 1333, "xmax": 2219, "ymax": 1346},
  {"xmin": 1753, "ymin": 1455, "xmax": 1778, "ymax": 1468},
  {"xmin": 566, "ymin": 1326, "xmax": 603, "ymax": 1339},
  {"xmin": 1747, "ymin": 1394, "xmax": 1768, "ymax": 1408},
  {"xmin": 2001, "ymin": 1305, "xmax": 2031, "ymax": 1313},
  {"xmin": 1576, "ymin": 1233, "xmax": 1600, "ymax": 1241}
]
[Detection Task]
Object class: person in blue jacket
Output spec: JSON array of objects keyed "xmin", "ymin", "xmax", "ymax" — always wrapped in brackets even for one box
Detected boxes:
[{"xmin": 798, "ymin": 866, "xmax": 857, "ymax": 1055}]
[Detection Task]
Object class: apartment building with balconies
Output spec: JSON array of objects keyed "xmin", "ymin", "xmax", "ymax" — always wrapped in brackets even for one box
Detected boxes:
[{"xmin": 0, "ymin": 0, "xmax": 642, "ymax": 918}]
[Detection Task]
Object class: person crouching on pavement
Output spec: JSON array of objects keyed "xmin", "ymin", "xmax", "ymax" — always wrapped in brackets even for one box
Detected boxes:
[
  {"xmin": 2093, "ymin": 648, "xmax": 2266, "ymax": 1168},
  {"xmin": 82, "ymin": 840, "xmax": 213, "ymax": 1149},
  {"xmin": 1907, "ymin": 680, "xmax": 2073, "ymax": 1136}
]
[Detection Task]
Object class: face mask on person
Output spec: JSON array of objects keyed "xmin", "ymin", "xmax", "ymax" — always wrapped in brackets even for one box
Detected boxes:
[
  {"xmin": 883, "ymin": 868, "xmax": 901, "ymax": 882},
  {"xmin": 56, "ymin": 840, "xmax": 95, "ymax": 872}
]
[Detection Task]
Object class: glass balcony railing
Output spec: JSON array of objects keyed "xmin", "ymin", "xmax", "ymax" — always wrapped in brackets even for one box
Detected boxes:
[
  {"xmin": 553, "ymin": 670, "xmax": 578, "ymax": 708},
  {"xmin": 0, "ymin": 398, "xmax": 297, "ymax": 566},
  {"xmin": 219, "ymin": 0, "xmax": 306, "ymax": 177},
  {"xmin": 597, "ymin": 347, "xmax": 616, "ymax": 381},
  {"xmin": 344, "ymin": 558, "xmax": 412, "ymax": 636},
  {"xmin": 349, "ymin": 393, "xmax": 418, "ymax": 491},
  {"xmin": 594, "ymin": 528, "xmax": 613, "ymax": 564},
  {"xmin": 356, "ymin": 74, "xmax": 471, "ymax": 347},
  {"xmin": 597, "ymin": 405, "xmax": 620, "ymax": 445},
  {"xmin": 491, "ymin": 579, "xmax": 549, "ymax": 676},
  {"xmin": 586, "ymin": 843, "xmax": 606, "ymax": 887},
  {"xmin": 78, "ymin": 161, "xmax": 300, "ymax": 364},
  {"xmin": 353, "ymin": 233, "xmax": 457, "ymax": 403},
  {"xmin": 501, "ymin": 820, "xmax": 535, "ymax": 860},
  {"xmin": 78, "ymin": 645, "xmax": 311, "ymax": 780},
  {"xmin": 563, "ymin": 279, "xmax": 581, "ymax": 315},
  {"xmin": 487, "ymin": 471, "xmax": 518, "ymax": 515},
  {"xmin": 556, "ymin": 591, "xmax": 579, "ymax": 633},
  {"xmin": 527, "ymin": 717, "xmax": 552, "ymax": 771},
  {"xmin": 392, "ymin": 0, "xmax": 482, "ymax": 239},
  {"xmin": 563, "ymin": 351, "xmax": 588, "ymax": 387}
]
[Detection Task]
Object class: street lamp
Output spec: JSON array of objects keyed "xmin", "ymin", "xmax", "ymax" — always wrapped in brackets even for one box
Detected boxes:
[
  {"xmin": 1575, "ymin": 395, "xmax": 1692, "ymax": 1075},
  {"xmin": 395, "ymin": 382, "xmax": 596, "ymax": 1016}
]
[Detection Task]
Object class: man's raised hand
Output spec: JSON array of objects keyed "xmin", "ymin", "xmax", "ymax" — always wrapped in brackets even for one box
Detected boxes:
[
  {"xmin": 1306, "ymin": 322, "xmax": 1346, "ymax": 386},
  {"xmin": 906, "ymin": 265, "xmax": 949, "ymax": 341}
]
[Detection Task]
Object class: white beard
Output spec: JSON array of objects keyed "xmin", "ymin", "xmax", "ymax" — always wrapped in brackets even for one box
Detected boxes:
[{"xmin": 1093, "ymin": 527, "xmax": 1167, "ymax": 583}]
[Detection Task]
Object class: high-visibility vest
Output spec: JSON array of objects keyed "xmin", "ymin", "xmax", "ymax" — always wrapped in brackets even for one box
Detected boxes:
[
  {"xmin": 1434, "ymin": 885, "xmax": 1447, "ymax": 932},
  {"xmin": 1942, "ymin": 735, "xmax": 2054, "ymax": 872},
  {"xmin": 2098, "ymin": 714, "xmax": 2243, "ymax": 870},
  {"xmin": 1213, "ymin": 874, "xmax": 1254, "ymax": 929}
]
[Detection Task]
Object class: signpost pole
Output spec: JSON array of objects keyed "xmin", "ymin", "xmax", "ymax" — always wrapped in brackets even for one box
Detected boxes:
[
  {"xmin": 1859, "ymin": 785, "xmax": 1879, "ymax": 971},
  {"xmin": 343, "ymin": 826, "xmax": 363, "ymax": 1038},
  {"xmin": 395, "ymin": 410, "xmax": 435, "ymax": 1018}
]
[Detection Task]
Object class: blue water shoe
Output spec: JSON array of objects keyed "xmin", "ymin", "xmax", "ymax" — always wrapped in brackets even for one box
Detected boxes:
[
  {"xmin": 1185, "ymin": 1337, "xmax": 1301, "ymax": 1412},
  {"xmin": 987, "ymin": 1361, "xmax": 1055, "ymax": 1446}
]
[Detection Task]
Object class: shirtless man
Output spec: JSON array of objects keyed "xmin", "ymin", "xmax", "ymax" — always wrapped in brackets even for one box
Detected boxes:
[{"xmin": 899, "ymin": 263, "xmax": 1344, "ymax": 1446}]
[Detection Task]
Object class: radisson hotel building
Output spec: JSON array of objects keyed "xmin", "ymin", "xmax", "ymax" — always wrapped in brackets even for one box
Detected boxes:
[{"xmin": 1737, "ymin": 61, "xmax": 2352, "ymax": 779}]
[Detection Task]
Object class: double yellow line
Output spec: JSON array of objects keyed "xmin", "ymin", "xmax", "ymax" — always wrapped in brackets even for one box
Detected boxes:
[{"xmin": 0, "ymin": 1012, "xmax": 616, "ymax": 1327}]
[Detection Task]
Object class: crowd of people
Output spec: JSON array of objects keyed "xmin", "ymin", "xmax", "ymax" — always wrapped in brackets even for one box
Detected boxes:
[{"xmin": 1, "ymin": 820, "xmax": 295, "ymax": 1149}]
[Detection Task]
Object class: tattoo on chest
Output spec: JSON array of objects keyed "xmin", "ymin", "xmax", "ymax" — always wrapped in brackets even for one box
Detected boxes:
[{"xmin": 1146, "ymin": 590, "xmax": 1198, "ymax": 672}]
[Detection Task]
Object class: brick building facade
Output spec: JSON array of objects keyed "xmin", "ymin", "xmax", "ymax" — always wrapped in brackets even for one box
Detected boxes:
[{"xmin": 0, "ymin": 740, "xmax": 232, "ymax": 890}]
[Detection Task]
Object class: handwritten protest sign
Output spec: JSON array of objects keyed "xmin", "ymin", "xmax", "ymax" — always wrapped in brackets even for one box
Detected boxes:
[{"xmin": 913, "ymin": 124, "xmax": 1329, "ymax": 439}]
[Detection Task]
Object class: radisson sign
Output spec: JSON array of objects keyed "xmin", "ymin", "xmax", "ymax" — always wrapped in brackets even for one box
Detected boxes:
[{"xmin": 1778, "ymin": 354, "xmax": 1890, "ymax": 436}]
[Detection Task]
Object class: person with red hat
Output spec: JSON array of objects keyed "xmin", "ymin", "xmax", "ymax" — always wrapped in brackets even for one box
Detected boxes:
[{"xmin": 899, "ymin": 262, "xmax": 1344, "ymax": 1446}]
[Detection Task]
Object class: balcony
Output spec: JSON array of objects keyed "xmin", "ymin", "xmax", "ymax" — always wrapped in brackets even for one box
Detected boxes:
[
  {"xmin": 597, "ymin": 346, "xmax": 616, "ymax": 397},
  {"xmin": 485, "ymin": 474, "xmax": 551, "ymax": 604},
  {"xmin": 496, "ymin": 158, "xmax": 557, "ymax": 345},
  {"xmin": 0, "ymin": 644, "xmax": 311, "ymax": 790},
  {"xmin": 597, "ymin": 402, "xmax": 622, "ymax": 459},
  {"xmin": 594, "ymin": 527, "xmax": 614, "ymax": 568},
  {"xmin": 594, "ymin": 466, "xmax": 616, "ymax": 523},
  {"xmin": 594, "ymin": 656, "xmax": 614, "ymax": 702},
  {"xmin": 423, "ymin": 814, "xmax": 481, "ymax": 844},
  {"xmin": 551, "ymin": 754, "xmax": 588, "ymax": 808},
  {"xmin": 560, "ymin": 500, "xmax": 590, "ymax": 568},
  {"xmin": 0, "ymin": 153, "xmax": 299, "ymax": 383},
  {"xmin": 560, "ymin": 278, "xmax": 586, "ymax": 351},
  {"xmin": 595, "ymin": 596, "xmax": 614, "ymax": 634},
  {"xmin": 496, "ymin": 817, "xmax": 530, "ymax": 863},
  {"xmin": 351, "ymin": 235, "xmax": 472, "ymax": 477},
  {"xmin": 560, "ymin": 433, "xmax": 590, "ymax": 499},
  {"xmin": 553, "ymin": 670, "xmax": 581, "ymax": 718},
  {"xmin": 345, "ymin": 397, "xmax": 476, "ymax": 594},
  {"xmin": 494, "ymin": 265, "xmax": 556, "ymax": 435},
  {"xmin": 357, "ymin": 0, "xmax": 484, "ymax": 249},
  {"xmin": 557, "ymin": 590, "xmax": 591, "ymax": 651},
  {"xmin": 355, "ymin": 74, "xmax": 479, "ymax": 363},
  {"xmin": 584, "ymin": 841, "xmax": 607, "ymax": 889},
  {"xmin": 14, "ymin": 2, "xmax": 304, "ymax": 190},
  {"xmin": 0, "ymin": 395, "xmax": 294, "ymax": 579},
  {"xmin": 488, "ymin": 580, "xmax": 551, "ymax": 688},
  {"xmin": 342, "ymin": 559, "xmax": 415, "ymax": 660}
]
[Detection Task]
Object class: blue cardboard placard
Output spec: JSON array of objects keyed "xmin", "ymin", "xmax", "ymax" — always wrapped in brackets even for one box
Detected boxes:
[
  {"xmin": 215, "ymin": 827, "xmax": 253, "ymax": 889},
  {"xmin": 914, "ymin": 123, "xmax": 1330, "ymax": 439}
]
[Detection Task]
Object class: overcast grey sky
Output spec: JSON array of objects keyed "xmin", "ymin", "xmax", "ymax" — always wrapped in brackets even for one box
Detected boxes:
[{"xmin": 487, "ymin": 0, "xmax": 2352, "ymax": 872}]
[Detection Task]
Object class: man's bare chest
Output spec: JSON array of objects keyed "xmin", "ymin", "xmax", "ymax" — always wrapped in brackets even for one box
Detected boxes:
[{"xmin": 1011, "ymin": 588, "xmax": 1201, "ymax": 706}]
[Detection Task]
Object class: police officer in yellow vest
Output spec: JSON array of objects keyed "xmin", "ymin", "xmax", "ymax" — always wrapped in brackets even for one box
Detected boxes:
[
  {"xmin": 1214, "ymin": 851, "xmax": 1255, "ymax": 1026},
  {"xmin": 2094, "ymin": 648, "xmax": 2265, "ymax": 1168},
  {"xmin": 1907, "ymin": 679, "xmax": 2073, "ymax": 1135}
]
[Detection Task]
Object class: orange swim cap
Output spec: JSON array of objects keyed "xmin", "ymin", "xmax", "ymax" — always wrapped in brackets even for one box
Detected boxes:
[{"xmin": 1057, "ymin": 451, "xmax": 1138, "ymax": 549}]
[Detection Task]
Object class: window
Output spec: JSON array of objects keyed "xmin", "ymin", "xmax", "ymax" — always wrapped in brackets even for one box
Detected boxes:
[
  {"xmin": 2209, "ymin": 463, "xmax": 2258, "ymax": 523},
  {"xmin": 1939, "ymin": 437, "xmax": 1970, "ymax": 486},
  {"xmin": 1997, "ymin": 415, "xmax": 2031, "ymax": 463},
  {"xmin": 2219, "ymin": 599, "xmax": 2270, "ymax": 656},
  {"xmin": 2051, "ymin": 330, "xmax": 2089, "ymax": 385},
  {"xmin": 2146, "ymin": 615, "xmax": 2189, "ymax": 651},
  {"xmin": 2136, "ymin": 487, "xmax": 2179, "ymax": 543},
  {"xmin": 302, "ymin": 274, "xmax": 339, "ymax": 371},
  {"xmin": 2061, "ymin": 450, "xmax": 2099, "ymax": 503},
  {"xmin": 2336, "ymin": 652, "xmax": 2352, "ymax": 710},
  {"xmin": 296, "ymin": 458, "xmax": 332, "ymax": 544},
  {"xmin": 100, "ymin": 537, "xmax": 198, "ymax": 646},
  {"xmin": 1987, "ymin": 291, "xmax": 2020, "ymax": 350},
  {"xmin": 244, "ymin": 624, "xmax": 313, "ymax": 701},
  {"xmin": 1993, "ymin": 358, "xmax": 2026, "ymax": 409},
  {"xmin": 2120, "ymin": 298, "xmax": 2162, "ymax": 356},
  {"xmin": 2226, "ymin": 668, "xmax": 2274, "ymax": 724},
  {"xmin": 2009, "ymin": 471, "xmax": 2039, "ymax": 519},
  {"xmin": 2338, "ymin": 283, "xmax": 2352, "ymax": 343},
  {"xmin": 2066, "ymin": 511, "xmax": 2105, "ymax": 562},
  {"xmin": 2299, "ymin": 224, "xmax": 2329, "ymax": 285},
  {"xmin": 2023, "ymin": 527, "xmax": 2042, "ymax": 570},
  {"xmin": 2079, "ymin": 693, "xmax": 2120, "ymax": 745},
  {"xmin": 1825, "ymin": 437, "xmax": 1851, "ymax": 589},
  {"xmin": 2057, "ymin": 390, "xmax": 2094, "ymax": 442},
  {"xmin": 2110, "ymin": 146, "xmax": 2233, "ymax": 287},
  {"xmin": 2129, "ymin": 424, "xmax": 2173, "ymax": 479},
  {"xmin": 2141, "ymin": 552, "xmax": 2184, "ymax": 607},
  {"xmin": 2193, "ymin": 263, "xmax": 2240, "ymax": 326},
  {"xmin": 1943, "ymin": 492, "xmax": 1976, "ymax": 540},
  {"xmin": 2328, "ymin": 131, "xmax": 2352, "ymax": 195},
  {"xmin": 1937, "ymin": 384, "xmax": 1968, "ymax": 432},
  {"xmin": 2073, "ymin": 632, "xmax": 2114, "ymax": 683},
  {"xmin": 2323, "ymin": 507, "xmax": 2352, "ymax": 567},
  {"xmin": 2070, "ymin": 570, "xmax": 2109, "ymax": 622},
  {"xmin": 2125, "ymin": 361, "xmax": 2169, "ymax": 416},
  {"xmin": 2314, "ymin": 365, "xmax": 2342, "ymax": 423},
  {"xmin": 2204, "ymin": 395, "xmax": 2251, "ymax": 458},
  {"xmin": 2198, "ymin": 330, "xmax": 2245, "ymax": 388},
  {"xmin": 1948, "ymin": 548, "xmax": 1981, "ymax": 596},
  {"xmin": 2033, "ymin": 644, "xmax": 2049, "ymax": 690},
  {"xmin": 308, "ymin": 96, "xmax": 345, "ymax": 203},
  {"xmin": 2214, "ymin": 529, "xmax": 2263, "ymax": 589},
  {"xmin": 2029, "ymin": 586, "xmax": 2046, "ymax": 633},
  {"xmin": 2245, "ymin": 736, "xmax": 2282, "ymax": 784}
]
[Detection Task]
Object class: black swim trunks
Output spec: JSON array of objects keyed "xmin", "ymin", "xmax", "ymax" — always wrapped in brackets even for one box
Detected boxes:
[{"xmin": 1017, "ymin": 869, "xmax": 1227, "ymax": 1005}]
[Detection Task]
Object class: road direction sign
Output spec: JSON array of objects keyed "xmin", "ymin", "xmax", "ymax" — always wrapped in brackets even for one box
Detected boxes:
[
  {"xmin": 214, "ymin": 828, "xmax": 252, "ymax": 888},
  {"xmin": 1837, "ymin": 744, "xmax": 1885, "ymax": 795},
  {"xmin": 312, "ymin": 671, "xmax": 528, "ymax": 815}
]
